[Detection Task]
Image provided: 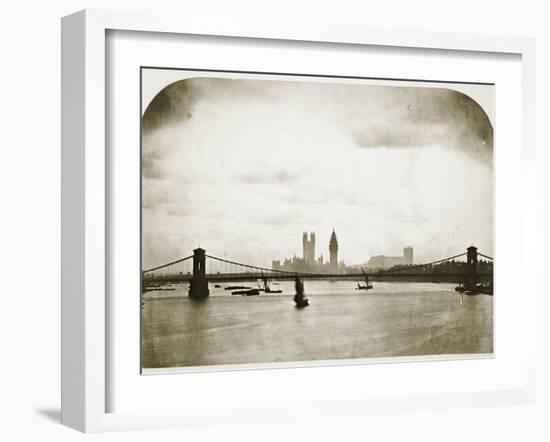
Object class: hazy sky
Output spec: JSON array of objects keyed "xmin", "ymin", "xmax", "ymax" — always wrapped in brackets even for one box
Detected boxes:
[{"xmin": 141, "ymin": 72, "xmax": 493, "ymax": 269}]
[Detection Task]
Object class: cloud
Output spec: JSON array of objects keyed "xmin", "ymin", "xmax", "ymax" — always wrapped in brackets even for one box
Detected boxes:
[
  {"xmin": 143, "ymin": 77, "xmax": 280, "ymax": 133},
  {"xmin": 142, "ymin": 148, "xmax": 165, "ymax": 179},
  {"xmin": 350, "ymin": 89, "xmax": 493, "ymax": 164},
  {"xmin": 142, "ymin": 79, "xmax": 202, "ymax": 132},
  {"xmin": 140, "ymin": 73, "xmax": 494, "ymax": 268},
  {"xmin": 237, "ymin": 170, "xmax": 298, "ymax": 184}
]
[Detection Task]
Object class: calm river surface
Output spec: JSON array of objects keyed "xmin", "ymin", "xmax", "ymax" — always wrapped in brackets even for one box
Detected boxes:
[{"xmin": 141, "ymin": 280, "xmax": 492, "ymax": 369}]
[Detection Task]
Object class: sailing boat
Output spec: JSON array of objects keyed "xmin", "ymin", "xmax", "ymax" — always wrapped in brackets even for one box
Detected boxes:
[
  {"xmin": 356, "ymin": 267, "xmax": 373, "ymax": 290},
  {"xmin": 293, "ymin": 276, "xmax": 309, "ymax": 308}
]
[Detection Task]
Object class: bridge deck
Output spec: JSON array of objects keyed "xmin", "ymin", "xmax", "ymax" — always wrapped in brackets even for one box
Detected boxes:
[{"xmin": 143, "ymin": 272, "xmax": 493, "ymax": 283}]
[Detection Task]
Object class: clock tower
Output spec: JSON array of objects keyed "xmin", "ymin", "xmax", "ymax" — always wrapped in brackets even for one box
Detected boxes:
[{"xmin": 329, "ymin": 229, "xmax": 338, "ymax": 271}]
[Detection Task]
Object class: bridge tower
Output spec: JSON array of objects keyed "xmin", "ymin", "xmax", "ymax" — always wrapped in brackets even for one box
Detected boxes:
[
  {"xmin": 466, "ymin": 245, "xmax": 478, "ymax": 288},
  {"xmin": 188, "ymin": 248, "xmax": 210, "ymax": 299}
]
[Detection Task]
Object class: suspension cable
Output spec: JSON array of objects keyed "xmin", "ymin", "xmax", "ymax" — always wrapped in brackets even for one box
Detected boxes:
[
  {"xmin": 142, "ymin": 255, "xmax": 194, "ymax": 274},
  {"xmin": 205, "ymin": 254, "xmax": 312, "ymax": 276},
  {"xmin": 378, "ymin": 252, "xmax": 468, "ymax": 274}
]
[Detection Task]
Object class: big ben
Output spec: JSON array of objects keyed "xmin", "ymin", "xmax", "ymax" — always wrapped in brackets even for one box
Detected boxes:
[{"xmin": 329, "ymin": 229, "xmax": 338, "ymax": 271}]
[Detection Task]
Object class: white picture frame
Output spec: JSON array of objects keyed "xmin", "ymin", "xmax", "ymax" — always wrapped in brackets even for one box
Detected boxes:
[{"xmin": 61, "ymin": 9, "xmax": 537, "ymax": 433}]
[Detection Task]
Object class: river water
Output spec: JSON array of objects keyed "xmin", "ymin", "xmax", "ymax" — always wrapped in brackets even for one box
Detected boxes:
[{"xmin": 141, "ymin": 280, "xmax": 492, "ymax": 369}]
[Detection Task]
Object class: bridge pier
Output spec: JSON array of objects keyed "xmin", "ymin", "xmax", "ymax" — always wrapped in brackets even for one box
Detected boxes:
[
  {"xmin": 466, "ymin": 245, "xmax": 478, "ymax": 289},
  {"xmin": 189, "ymin": 248, "xmax": 210, "ymax": 299}
]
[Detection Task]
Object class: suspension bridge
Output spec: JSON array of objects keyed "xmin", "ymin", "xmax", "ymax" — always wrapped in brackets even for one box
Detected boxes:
[{"xmin": 142, "ymin": 246, "xmax": 493, "ymax": 299}]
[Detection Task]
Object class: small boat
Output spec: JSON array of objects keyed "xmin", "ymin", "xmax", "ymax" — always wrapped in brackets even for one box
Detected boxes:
[
  {"xmin": 356, "ymin": 267, "xmax": 373, "ymax": 290},
  {"xmin": 225, "ymin": 285, "xmax": 252, "ymax": 291},
  {"xmin": 294, "ymin": 295, "xmax": 309, "ymax": 308},
  {"xmin": 466, "ymin": 282, "xmax": 493, "ymax": 296},
  {"xmin": 455, "ymin": 280, "xmax": 493, "ymax": 295},
  {"xmin": 214, "ymin": 284, "xmax": 222, "ymax": 288},
  {"xmin": 143, "ymin": 287, "xmax": 176, "ymax": 292},
  {"xmin": 232, "ymin": 288, "xmax": 260, "ymax": 296},
  {"xmin": 258, "ymin": 273, "xmax": 283, "ymax": 293},
  {"xmin": 480, "ymin": 283, "xmax": 494, "ymax": 295}
]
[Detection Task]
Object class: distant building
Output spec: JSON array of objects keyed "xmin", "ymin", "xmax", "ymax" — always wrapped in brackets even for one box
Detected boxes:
[
  {"xmin": 273, "ymin": 229, "xmax": 342, "ymax": 274},
  {"xmin": 329, "ymin": 229, "xmax": 338, "ymax": 271},
  {"xmin": 302, "ymin": 232, "xmax": 316, "ymax": 264},
  {"xmin": 403, "ymin": 246, "xmax": 413, "ymax": 265},
  {"xmin": 367, "ymin": 246, "xmax": 414, "ymax": 270}
]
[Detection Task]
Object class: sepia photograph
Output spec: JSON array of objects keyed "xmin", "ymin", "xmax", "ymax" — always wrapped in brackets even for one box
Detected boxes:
[{"xmin": 140, "ymin": 68, "xmax": 494, "ymax": 371}]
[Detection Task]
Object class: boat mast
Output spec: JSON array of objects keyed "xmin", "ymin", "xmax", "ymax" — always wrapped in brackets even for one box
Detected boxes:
[
  {"xmin": 261, "ymin": 271, "xmax": 269, "ymax": 291},
  {"xmin": 362, "ymin": 267, "xmax": 368, "ymax": 284}
]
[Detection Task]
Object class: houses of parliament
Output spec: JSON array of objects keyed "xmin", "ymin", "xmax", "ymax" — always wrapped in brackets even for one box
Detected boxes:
[
  {"xmin": 272, "ymin": 229, "xmax": 341, "ymax": 274},
  {"xmin": 272, "ymin": 230, "xmax": 414, "ymax": 273}
]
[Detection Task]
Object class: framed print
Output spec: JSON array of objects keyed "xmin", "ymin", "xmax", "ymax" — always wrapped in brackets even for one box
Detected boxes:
[{"xmin": 61, "ymin": 9, "xmax": 537, "ymax": 432}]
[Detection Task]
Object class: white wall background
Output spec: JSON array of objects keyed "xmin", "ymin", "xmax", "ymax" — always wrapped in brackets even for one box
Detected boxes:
[{"xmin": 0, "ymin": 1, "xmax": 548, "ymax": 440}]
